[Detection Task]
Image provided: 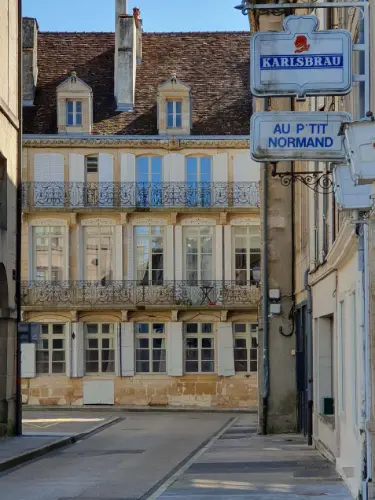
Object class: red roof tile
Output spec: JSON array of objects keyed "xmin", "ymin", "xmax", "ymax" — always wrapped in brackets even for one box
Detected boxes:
[{"xmin": 23, "ymin": 31, "xmax": 251, "ymax": 136}]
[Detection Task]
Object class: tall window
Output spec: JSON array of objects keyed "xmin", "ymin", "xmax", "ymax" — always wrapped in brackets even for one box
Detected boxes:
[
  {"xmin": 84, "ymin": 226, "xmax": 114, "ymax": 281},
  {"xmin": 33, "ymin": 226, "xmax": 65, "ymax": 281},
  {"xmin": 233, "ymin": 227, "xmax": 261, "ymax": 285},
  {"xmin": 66, "ymin": 100, "xmax": 82, "ymax": 126},
  {"xmin": 36, "ymin": 324, "xmax": 66, "ymax": 374},
  {"xmin": 184, "ymin": 226, "xmax": 213, "ymax": 284},
  {"xmin": 135, "ymin": 226, "xmax": 164, "ymax": 285},
  {"xmin": 186, "ymin": 156, "xmax": 211, "ymax": 207},
  {"xmin": 85, "ymin": 323, "xmax": 115, "ymax": 374},
  {"xmin": 166, "ymin": 100, "xmax": 182, "ymax": 128},
  {"xmin": 84, "ymin": 156, "xmax": 99, "ymax": 206},
  {"xmin": 233, "ymin": 323, "xmax": 258, "ymax": 373},
  {"xmin": 185, "ymin": 323, "xmax": 214, "ymax": 373},
  {"xmin": 136, "ymin": 156, "xmax": 162, "ymax": 207},
  {"xmin": 351, "ymin": 293, "xmax": 358, "ymax": 427},
  {"xmin": 135, "ymin": 323, "xmax": 166, "ymax": 373}
]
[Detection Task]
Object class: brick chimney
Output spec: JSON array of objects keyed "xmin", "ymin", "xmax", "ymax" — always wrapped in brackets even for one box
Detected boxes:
[
  {"xmin": 22, "ymin": 18, "xmax": 38, "ymax": 107},
  {"xmin": 114, "ymin": 0, "xmax": 136, "ymax": 111}
]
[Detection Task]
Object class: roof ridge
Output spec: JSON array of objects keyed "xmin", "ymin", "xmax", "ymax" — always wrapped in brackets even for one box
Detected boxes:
[{"xmin": 39, "ymin": 30, "xmax": 250, "ymax": 35}]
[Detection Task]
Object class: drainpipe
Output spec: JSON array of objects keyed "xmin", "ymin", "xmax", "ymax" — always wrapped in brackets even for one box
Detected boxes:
[
  {"xmin": 304, "ymin": 268, "xmax": 313, "ymax": 446},
  {"xmin": 15, "ymin": 0, "xmax": 22, "ymax": 436},
  {"xmin": 261, "ymin": 97, "xmax": 269, "ymax": 435}
]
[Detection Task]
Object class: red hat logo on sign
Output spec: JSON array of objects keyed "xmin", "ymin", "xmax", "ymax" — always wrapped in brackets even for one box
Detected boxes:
[{"xmin": 294, "ymin": 35, "xmax": 310, "ymax": 54}]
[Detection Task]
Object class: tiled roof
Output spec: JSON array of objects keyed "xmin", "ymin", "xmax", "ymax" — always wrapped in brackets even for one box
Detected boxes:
[{"xmin": 23, "ymin": 31, "xmax": 251, "ymax": 136}]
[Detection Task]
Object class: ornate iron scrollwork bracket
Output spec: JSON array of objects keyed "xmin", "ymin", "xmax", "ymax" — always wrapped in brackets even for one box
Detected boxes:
[{"xmin": 270, "ymin": 163, "xmax": 334, "ymax": 194}]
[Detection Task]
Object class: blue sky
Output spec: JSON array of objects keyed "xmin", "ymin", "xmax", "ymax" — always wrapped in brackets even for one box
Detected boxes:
[{"xmin": 22, "ymin": 0, "xmax": 249, "ymax": 32}]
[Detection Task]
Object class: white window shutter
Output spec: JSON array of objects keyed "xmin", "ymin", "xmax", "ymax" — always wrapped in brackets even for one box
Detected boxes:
[
  {"xmin": 217, "ymin": 322, "xmax": 235, "ymax": 376},
  {"xmin": 99, "ymin": 153, "xmax": 114, "ymax": 207},
  {"xmin": 120, "ymin": 153, "xmax": 136, "ymax": 182},
  {"xmin": 34, "ymin": 153, "xmax": 64, "ymax": 207},
  {"xmin": 121, "ymin": 323, "xmax": 135, "ymax": 376},
  {"xmin": 215, "ymin": 225, "xmax": 223, "ymax": 281},
  {"xmin": 72, "ymin": 323, "xmax": 84, "ymax": 378},
  {"xmin": 69, "ymin": 153, "xmax": 85, "ymax": 207},
  {"xmin": 77, "ymin": 225, "xmax": 84, "ymax": 281},
  {"xmin": 65, "ymin": 323, "xmax": 72, "ymax": 377},
  {"xmin": 175, "ymin": 225, "xmax": 183, "ymax": 280},
  {"xmin": 21, "ymin": 343, "xmax": 36, "ymax": 378},
  {"xmin": 167, "ymin": 322, "xmax": 183, "ymax": 376},
  {"xmin": 127, "ymin": 225, "xmax": 134, "ymax": 280},
  {"xmin": 163, "ymin": 154, "xmax": 171, "ymax": 182},
  {"xmin": 166, "ymin": 225, "xmax": 174, "ymax": 280},
  {"xmin": 48, "ymin": 153, "xmax": 65, "ymax": 182},
  {"xmin": 115, "ymin": 225, "xmax": 123, "ymax": 280},
  {"xmin": 224, "ymin": 225, "xmax": 232, "ymax": 281},
  {"xmin": 168, "ymin": 154, "xmax": 185, "ymax": 182},
  {"xmin": 233, "ymin": 152, "xmax": 260, "ymax": 182},
  {"xmin": 212, "ymin": 153, "xmax": 228, "ymax": 183}
]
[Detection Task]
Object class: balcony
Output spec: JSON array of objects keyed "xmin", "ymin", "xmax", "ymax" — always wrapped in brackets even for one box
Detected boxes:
[
  {"xmin": 21, "ymin": 280, "xmax": 260, "ymax": 309},
  {"xmin": 22, "ymin": 182, "xmax": 260, "ymax": 210}
]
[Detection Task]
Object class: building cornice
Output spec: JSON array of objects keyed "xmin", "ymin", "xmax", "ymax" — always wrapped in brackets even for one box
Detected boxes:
[{"xmin": 22, "ymin": 134, "xmax": 250, "ymax": 149}]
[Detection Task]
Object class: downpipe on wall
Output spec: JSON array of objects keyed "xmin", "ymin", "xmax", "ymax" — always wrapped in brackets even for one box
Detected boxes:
[{"xmin": 304, "ymin": 269, "xmax": 313, "ymax": 447}]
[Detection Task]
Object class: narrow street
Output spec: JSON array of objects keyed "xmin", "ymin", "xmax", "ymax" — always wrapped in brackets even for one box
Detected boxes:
[{"xmin": 0, "ymin": 412, "xmax": 351, "ymax": 500}]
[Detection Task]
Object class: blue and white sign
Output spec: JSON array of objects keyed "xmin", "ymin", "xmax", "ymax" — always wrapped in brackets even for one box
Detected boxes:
[
  {"xmin": 251, "ymin": 112, "xmax": 351, "ymax": 162},
  {"xmin": 251, "ymin": 15, "xmax": 352, "ymax": 97}
]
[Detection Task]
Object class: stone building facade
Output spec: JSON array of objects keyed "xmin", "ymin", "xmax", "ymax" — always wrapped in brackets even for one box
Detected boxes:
[
  {"xmin": 20, "ymin": 3, "xmax": 261, "ymax": 408},
  {"xmin": 0, "ymin": 0, "xmax": 20, "ymax": 435}
]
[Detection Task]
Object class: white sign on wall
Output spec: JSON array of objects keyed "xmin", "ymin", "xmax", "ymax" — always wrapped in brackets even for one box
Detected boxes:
[
  {"xmin": 250, "ymin": 112, "xmax": 351, "ymax": 162},
  {"xmin": 250, "ymin": 15, "xmax": 352, "ymax": 97}
]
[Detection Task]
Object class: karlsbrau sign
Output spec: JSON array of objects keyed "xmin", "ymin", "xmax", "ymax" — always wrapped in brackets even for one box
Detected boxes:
[
  {"xmin": 251, "ymin": 15, "xmax": 352, "ymax": 97},
  {"xmin": 250, "ymin": 112, "xmax": 352, "ymax": 162}
]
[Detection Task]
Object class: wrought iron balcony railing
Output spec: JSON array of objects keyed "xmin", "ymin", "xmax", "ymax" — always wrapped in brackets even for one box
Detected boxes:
[
  {"xmin": 22, "ymin": 182, "xmax": 260, "ymax": 209},
  {"xmin": 21, "ymin": 280, "xmax": 260, "ymax": 308}
]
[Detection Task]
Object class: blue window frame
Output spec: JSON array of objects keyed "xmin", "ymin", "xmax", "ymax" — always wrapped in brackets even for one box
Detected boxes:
[
  {"xmin": 66, "ymin": 100, "xmax": 82, "ymax": 126},
  {"xmin": 136, "ymin": 156, "xmax": 163, "ymax": 207},
  {"xmin": 186, "ymin": 157, "xmax": 211, "ymax": 207},
  {"xmin": 166, "ymin": 101, "xmax": 182, "ymax": 128}
]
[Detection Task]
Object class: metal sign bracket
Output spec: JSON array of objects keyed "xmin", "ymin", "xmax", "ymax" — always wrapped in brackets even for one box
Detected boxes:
[{"xmin": 270, "ymin": 163, "xmax": 334, "ymax": 193}]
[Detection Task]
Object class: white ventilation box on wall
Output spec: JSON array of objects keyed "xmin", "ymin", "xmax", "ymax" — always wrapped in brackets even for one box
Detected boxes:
[
  {"xmin": 333, "ymin": 165, "xmax": 372, "ymax": 210},
  {"xmin": 341, "ymin": 120, "xmax": 375, "ymax": 184},
  {"xmin": 83, "ymin": 380, "xmax": 115, "ymax": 405}
]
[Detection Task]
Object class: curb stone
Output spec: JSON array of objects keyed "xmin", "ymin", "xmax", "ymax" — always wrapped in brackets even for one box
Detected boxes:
[{"xmin": 0, "ymin": 416, "xmax": 120, "ymax": 473}]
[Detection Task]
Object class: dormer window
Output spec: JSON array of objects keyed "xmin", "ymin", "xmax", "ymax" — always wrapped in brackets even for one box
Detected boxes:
[
  {"xmin": 157, "ymin": 73, "xmax": 191, "ymax": 135},
  {"xmin": 166, "ymin": 100, "xmax": 182, "ymax": 128},
  {"xmin": 66, "ymin": 100, "xmax": 83, "ymax": 126},
  {"xmin": 57, "ymin": 72, "xmax": 93, "ymax": 134}
]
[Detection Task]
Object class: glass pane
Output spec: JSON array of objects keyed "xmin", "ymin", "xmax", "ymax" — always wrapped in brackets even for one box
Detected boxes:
[
  {"xmin": 235, "ymin": 338, "xmax": 247, "ymax": 349},
  {"xmin": 86, "ymin": 324, "xmax": 98, "ymax": 334},
  {"xmin": 235, "ymin": 254, "xmax": 247, "ymax": 270},
  {"xmin": 167, "ymin": 101, "xmax": 174, "ymax": 114},
  {"xmin": 202, "ymin": 338, "xmax": 213, "ymax": 348},
  {"xmin": 200, "ymin": 157, "xmax": 211, "ymax": 182},
  {"xmin": 251, "ymin": 338, "xmax": 258, "ymax": 348},
  {"xmin": 235, "ymin": 360, "xmax": 247, "ymax": 372},
  {"xmin": 185, "ymin": 361, "xmax": 198, "ymax": 372},
  {"xmin": 250, "ymin": 349, "xmax": 258, "ymax": 361},
  {"xmin": 41, "ymin": 324, "xmax": 49, "ymax": 335},
  {"xmin": 152, "ymin": 323, "xmax": 164, "ymax": 334},
  {"xmin": 152, "ymin": 253, "xmax": 163, "ymax": 269},
  {"xmin": 136, "ymin": 323, "xmax": 149, "ymax": 334},
  {"xmin": 102, "ymin": 350, "xmax": 115, "ymax": 361},
  {"xmin": 76, "ymin": 101, "xmax": 82, "ymax": 112},
  {"xmin": 201, "ymin": 237, "xmax": 212, "ymax": 254},
  {"xmin": 250, "ymin": 361, "xmax": 258, "ymax": 372},
  {"xmin": 53, "ymin": 324, "xmax": 64, "ymax": 335},
  {"xmin": 36, "ymin": 351, "xmax": 49, "ymax": 362},
  {"xmin": 235, "ymin": 270, "xmax": 247, "ymax": 284},
  {"xmin": 176, "ymin": 114, "xmax": 182, "ymax": 128},
  {"xmin": 234, "ymin": 324, "xmax": 246, "ymax": 334},
  {"xmin": 76, "ymin": 112, "xmax": 82, "ymax": 126},
  {"xmin": 102, "ymin": 361, "xmax": 115, "ymax": 373},
  {"xmin": 88, "ymin": 339, "xmax": 98, "ymax": 349},
  {"xmin": 186, "ymin": 157, "xmax": 198, "ymax": 181},
  {"xmin": 86, "ymin": 350, "xmax": 99, "ymax": 361},
  {"xmin": 136, "ymin": 360, "xmax": 150, "ymax": 373},
  {"xmin": 136, "ymin": 349, "xmax": 149, "ymax": 361},
  {"xmin": 153, "ymin": 338, "xmax": 165, "ymax": 349},
  {"xmin": 52, "ymin": 350, "xmax": 65, "ymax": 361},
  {"xmin": 186, "ymin": 323, "xmax": 198, "ymax": 334},
  {"xmin": 36, "ymin": 362, "xmax": 49, "ymax": 374},
  {"xmin": 186, "ymin": 237, "xmax": 198, "ymax": 254},
  {"xmin": 153, "ymin": 360, "xmax": 166, "ymax": 373},
  {"xmin": 201, "ymin": 323, "xmax": 212, "ymax": 334},
  {"xmin": 201, "ymin": 349, "xmax": 214, "ymax": 360},
  {"xmin": 151, "ymin": 157, "xmax": 162, "ymax": 182},
  {"xmin": 185, "ymin": 337, "xmax": 198, "ymax": 348},
  {"xmin": 235, "ymin": 349, "xmax": 247, "ymax": 361},
  {"xmin": 102, "ymin": 338, "xmax": 110, "ymax": 349},
  {"xmin": 86, "ymin": 361, "xmax": 99, "ymax": 373},
  {"xmin": 186, "ymin": 349, "xmax": 198, "ymax": 360},
  {"xmin": 186, "ymin": 253, "xmax": 198, "ymax": 270},
  {"xmin": 102, "ymin": 324, "xmax": 110, "ymax": 334},
  {"xmin": 137, "ymin": 338, "xmax": 149, "ymax": 348},
  {"xmin": 175, "ymin": 101, "xmax": 182, "ymax": 114},
  {"xmin": 201, "ymin": 360, "xmax": 214, "ymax": 372},
  {"xmin": 42, "ymin": 339, "xmax": 49, "ymax": 350},
  {"xmin": 52, "ymin": 362, "xmax": 65, "ymax": 374},
  {"xmin": 52, "ymin": 339, "xmax": 64, "ymax": 349},
  {"xmin": 235, "ymin": 237, "xmax": 247, "ymax": 253},
  {"xmin": 67, "ymin": 101, "xmax": 74, "ymax": 112}
]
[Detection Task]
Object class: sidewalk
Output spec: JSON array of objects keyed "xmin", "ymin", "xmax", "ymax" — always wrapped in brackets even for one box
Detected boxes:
[
  {"xmin": 154, "ymin": 415, "xmax": 352, "ymax": 499},
  {"xmin": 0, "ymin": 412, "xmax": 119, "ymax": 472}
]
